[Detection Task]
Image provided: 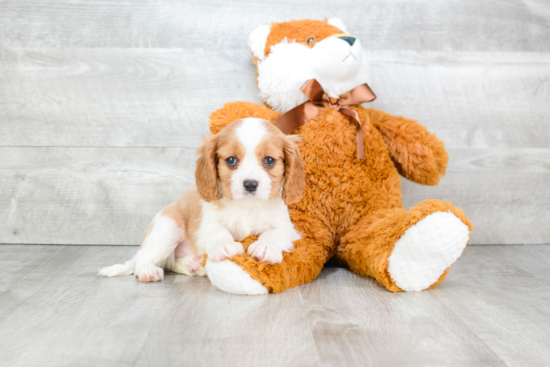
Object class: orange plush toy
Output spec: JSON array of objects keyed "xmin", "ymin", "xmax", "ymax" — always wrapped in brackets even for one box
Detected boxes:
[{"xmin": 204, "ymin": 18, "xmax": 473, "ymax": 295}]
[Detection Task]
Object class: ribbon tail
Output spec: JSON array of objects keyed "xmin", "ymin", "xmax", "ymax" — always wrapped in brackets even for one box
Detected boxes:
[
  {"xmin": 275, "ymin": 103, "xmax": 307, "ymax": 134},
  {"xmin": 341, "ymin": 108, "xmax": 365, "ymax": 159},
  {"xmin": 338, "ymin": 83, "xmax": 377, "ymax": 106}
]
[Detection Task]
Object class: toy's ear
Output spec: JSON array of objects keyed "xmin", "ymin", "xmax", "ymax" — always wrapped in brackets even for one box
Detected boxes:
[
  {"xmin": 327, "ymin": 17, "xmax": 349, "ymax": 33},
  {"xmin": 248, "ymin": 24, "xmax": 271, "ymax": 61}
]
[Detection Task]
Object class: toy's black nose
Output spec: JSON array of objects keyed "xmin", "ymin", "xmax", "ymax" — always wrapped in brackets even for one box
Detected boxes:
[
  {"xmin": 339, "ymin": 36, "xmax": 356, "ymax": 46},
  {"xmin": 243, "ymin": 180, "xmax": 258, "ymax": 193}
]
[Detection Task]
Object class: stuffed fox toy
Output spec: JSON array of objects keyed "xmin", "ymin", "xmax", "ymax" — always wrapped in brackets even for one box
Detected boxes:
[{"xmin": 204, "ymin": 18, "xmax": 473, "ymax": 294}]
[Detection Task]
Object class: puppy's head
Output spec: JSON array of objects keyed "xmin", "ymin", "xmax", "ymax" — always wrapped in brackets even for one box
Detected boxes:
[{"xmin": 195, "ymin": 118, "xmax": 305, "ymax": 204}]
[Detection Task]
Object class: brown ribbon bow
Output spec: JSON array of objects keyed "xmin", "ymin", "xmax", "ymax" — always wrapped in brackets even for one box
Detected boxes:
[{"xmin": 275, "ymin": 79, "xmax": 376, "ymax": 159}]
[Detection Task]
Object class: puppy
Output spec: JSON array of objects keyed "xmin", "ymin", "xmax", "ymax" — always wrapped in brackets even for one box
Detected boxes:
[{"xmin": 99, "ymin": 118, "xmax": 305, "ymax": 282}]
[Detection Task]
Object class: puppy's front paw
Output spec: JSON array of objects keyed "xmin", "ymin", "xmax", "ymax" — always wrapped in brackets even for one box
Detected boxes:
[
  {"xmin": 134, "ymin": 263, "xmax": 164, "ymax": 282},
  {"xmin": 208, "ymin": 242, "xmax": 245, "ymax": 262},
  {"xmin": 248, "ymin": 240, "xmax": 284, "ymax": 265}
]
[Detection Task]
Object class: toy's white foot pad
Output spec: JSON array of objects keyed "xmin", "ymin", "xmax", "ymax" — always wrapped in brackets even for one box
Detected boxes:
[
  {"xmin": 205, "ymin": 260, "xmax": 268, "ymax": 295},
  {"xmin": 388, "ymin": 212, "xmax": 469, "ymax": 291}
]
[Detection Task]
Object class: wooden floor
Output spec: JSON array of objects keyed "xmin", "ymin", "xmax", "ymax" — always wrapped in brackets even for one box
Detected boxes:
[{"xmin": 1, "ymin": 245, "xmax": 549, "ymax": 367}]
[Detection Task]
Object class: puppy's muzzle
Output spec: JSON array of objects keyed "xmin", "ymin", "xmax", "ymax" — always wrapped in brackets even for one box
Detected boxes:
[{"xmin": 243, "ymin": 179, "xmax": 259, "ymax": 193}]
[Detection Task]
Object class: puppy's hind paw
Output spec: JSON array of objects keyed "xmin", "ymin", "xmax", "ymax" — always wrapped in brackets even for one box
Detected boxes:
[
  {"xmin": 134, "ymin": 263, "xmax": 164, "ymax": 282},
  {"xmin": 172, "ymin": 255, "xmax": 206, "ymax": 276}
]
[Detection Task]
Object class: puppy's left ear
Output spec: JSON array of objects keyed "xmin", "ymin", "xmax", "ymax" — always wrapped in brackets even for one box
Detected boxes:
[
  {"xmin": 282, "ymin": 135, "xmax": 305, "ymax": 205},
  {"xmin": 195, "ymin": 134, "xmax": 219, "ymax": 202}
]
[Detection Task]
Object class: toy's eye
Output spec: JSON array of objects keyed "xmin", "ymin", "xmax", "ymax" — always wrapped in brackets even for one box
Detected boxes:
[
  {"xmin": 264, "ymin": 157, "xmax": 275, "ymax": 167},
  {"xmin": 307, "ymin": 37, "xmax": 314, "ymax": 45},
  {"xmin": 226, "ymin": 157, "xmax": 237, "ymax": 166}
]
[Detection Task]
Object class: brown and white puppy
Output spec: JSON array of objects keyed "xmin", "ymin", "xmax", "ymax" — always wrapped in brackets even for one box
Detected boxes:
[{"xmin": 99, "ymin": 118, "xmax": 305, "ymax": 282}]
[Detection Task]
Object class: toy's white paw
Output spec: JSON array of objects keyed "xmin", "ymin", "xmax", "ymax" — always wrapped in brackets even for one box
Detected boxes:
[
  {"xmin": 208, "ymin": 242, "xmax": 245, "ymax": 262},
  {"xmin": 248, "ymin": 240, "xmax": 284, "ymax": 264},
  {"xmin": 134, "ymin": 263, "xmax": 164, "ymax": 282},
  {"xmin": 205, "ymin": 259, "xmax": 268, "ymax": 295},
  {"xmin": 388, "ymin": 212, "xmax": 470, "ymax": 291}
]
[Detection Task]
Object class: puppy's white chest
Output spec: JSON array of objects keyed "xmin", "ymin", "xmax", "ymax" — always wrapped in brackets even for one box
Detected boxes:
[{"xmin": 220, "ymin": 204, "xmax": 272, "ymax": 240}]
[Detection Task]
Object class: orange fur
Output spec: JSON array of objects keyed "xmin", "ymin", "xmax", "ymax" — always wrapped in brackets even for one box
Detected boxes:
[
  {"xmin": 209, "ymin": 102, "xmax": 280, "ymax": 134},
  {"xmin": 206, "ymin": 19, "xmax": 472, "ymax": 293},
  {"xmin": 209, "ymin": 102, "xmax": 473, "ymax": 293},
  {"xmin": 263, "ymin": 20, "xmax": 342, "ymax": 57},
  {"xmin": 142, "ymin": 187, "xmax": 203, "ymax": 255},
  {"xmin": 357, "ymin": 108, "xmax": 449, "ymax": 185},
  {"xmin": 338, "ymin": 199, "xmax": 473, "ymax": 292}
]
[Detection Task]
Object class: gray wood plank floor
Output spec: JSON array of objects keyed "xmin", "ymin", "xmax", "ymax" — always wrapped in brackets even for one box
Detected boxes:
[
  {"xmin": 1, "ymin": 244, "xmax": 549, "ymax": 367},
  {"xmin": 0, "ymin": 0, "xmax": 549, "ymax": 246}
]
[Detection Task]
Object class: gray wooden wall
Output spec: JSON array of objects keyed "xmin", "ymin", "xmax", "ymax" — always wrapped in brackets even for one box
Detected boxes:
[{"xmin": 1, "ymin": 0, "xmax": 549, "ymax": 246}]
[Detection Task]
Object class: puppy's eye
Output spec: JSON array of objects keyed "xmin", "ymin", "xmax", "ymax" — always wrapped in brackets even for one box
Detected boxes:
[
  {"xmin": 307, "ymin": 37, "xmax": 315, "ymax": 45},
  {"xmin": 264, "ymin": 157, "xmax": 275, "ymax": 167},
  {"xmin": 226, "ymin": 157, "xmax": 237, "ymax": 166}
]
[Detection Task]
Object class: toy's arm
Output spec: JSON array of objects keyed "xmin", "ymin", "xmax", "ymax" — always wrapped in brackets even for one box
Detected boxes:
[
  {"xmin": 209, "ymin": 101, "xmax": 280, "ymax": 134},
  {"xmin": 355, "ymin": 107, "xmax": 448, "ymax": 185}
]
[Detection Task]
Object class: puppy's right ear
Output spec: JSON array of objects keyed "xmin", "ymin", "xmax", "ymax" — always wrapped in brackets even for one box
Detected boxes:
[
  {"xmin": 195, "ymin": 134, "xmax": 219, "ymax": 202},
  {"xmin": 248, "ymin": 24, "xmax": 271, "ymax": 61},
  {"xmin": 282, "ymin": 134, "xmax": 305, "ymax": 205}
]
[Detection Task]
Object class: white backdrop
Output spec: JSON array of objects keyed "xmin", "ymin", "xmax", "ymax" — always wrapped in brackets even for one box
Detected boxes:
[{"xmin": 0, "ymin": 0, "xmax": 549, "ymax": 245}]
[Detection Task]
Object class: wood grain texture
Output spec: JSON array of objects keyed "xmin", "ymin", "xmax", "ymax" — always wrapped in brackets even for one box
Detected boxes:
[
  {"xmin": 402, "ymin": 148, "xmax": 550, "ymax": 245},
  {"xmin": 2, "ymin": 244, "xmax": 549, "ymax": 367},
  {"xmin": 135, "ymin": 283, "xmax": 319, "ymax": 367},
  {"xmin": 368, "ymin": 51, "xmax": 550, "ymax": 149},
  {"xmin": 1, "ymin": 148, "xmax": 548, "ymax": 245},
  {"xmin": 1, "ymin": 0, "xmax": 549, "ymax": 51},
  {"xmin": 0, "ymin": 147, "xmax": 196, "ymax": 245},
  {"xmin": 0, "ymin": 0, "xmax": 548, "ymax": 245},
  {"xmin": 300, "ymin": 270, "xmax": 506, "ymax": 367},
  {"xmin": 0, "ymin": 48, "xmax": 261, "ymax": 147},
  {"xmin": 0, "ymin": 245, "xmax": 88, "ymax": 322},
  {"xmin": 0, "ymin": 245, "xmax": 182, "ymax": 367},
  {"xmin": 432, "ymin": 246, "xmax": 550, "ymax": 367},
  {"xmin": 1, "ymin": 49, "xmax": 548, "ymax": 148}
]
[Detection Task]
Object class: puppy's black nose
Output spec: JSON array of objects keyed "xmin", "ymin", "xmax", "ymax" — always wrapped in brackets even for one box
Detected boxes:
[
  {"xmin": 243, "ymin": 180, "xmax": 258, "ymax": 193},
  {"xmin": 339, "ymin": 36, "xmax": 356, "ymax": 46}
]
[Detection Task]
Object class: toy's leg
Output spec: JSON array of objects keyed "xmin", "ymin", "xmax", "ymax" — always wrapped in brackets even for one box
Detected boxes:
[
  {"xmin": 206, "ymin": 210, "xmax": 334, "ymax": 295},
  {"xmin": 338, "ymin": 199, "xmax": 473, "ymax": 292}
]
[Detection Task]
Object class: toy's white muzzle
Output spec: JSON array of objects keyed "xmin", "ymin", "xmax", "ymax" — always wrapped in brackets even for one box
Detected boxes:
[{"xmin": 309, "ymin": 33, "xmax": 363, "ymax": 94}]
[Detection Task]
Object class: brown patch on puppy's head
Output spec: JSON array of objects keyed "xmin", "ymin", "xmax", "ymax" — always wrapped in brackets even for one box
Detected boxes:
[
  {"xmin": 195, "ymin": 121, "xmax": 244, "ymax": 202},
  {"xmin": 255, "ymin": 124, "xmax": 305, "ymax": 204},
  {"xmin": 195, "ymin": 133, "xmax": 221, "ymax": 202},
  {"xmin": 196, "ymin": 119, "xmax": 305, "ymax": 204}
]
